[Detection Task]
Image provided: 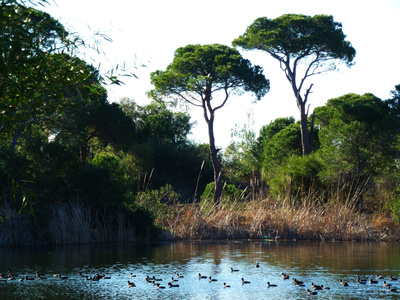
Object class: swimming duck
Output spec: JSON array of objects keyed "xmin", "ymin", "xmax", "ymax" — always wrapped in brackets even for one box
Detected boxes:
[
  {"xmin": 127, "ymin": 280, "xmax": 135, "ymax": 288},
  {"xmin": 146, "ymin": 277, "xmax": 155, "ymax": 283},
  {"xmin": 267, "ymin": 282, "xmax": 277, "ymax": 287},
  {"xmin": 307, "ymin": 289, "xmax": 317, "ymax": 295},
  {"xmin": 130, "ymin": 273, "xmax": 136, "ymax": 278},
  {"xmin": 156, "ymin": 283, "xmax": 165, "ymax": 289},
  {"xmin": 383, "ymin": 281, "xmax": 392, "ymax": 287},
  {"xmin": 102, "ymin": 274, "xmax": 111, "ymax": 279},
  {"xmin": 311, "ymin": 283, "xmax": 322, "ymax": 290},
  {"xmin": 281, "ymin": 273, "xmax": 289, "ymax": 280},
  {"xmin": 292, "ymin": 278, "xmax": 304, "ymax": 285},
  {"xmin": 388, "ymin": 286, "xmax": 398, "ymax": 292},
  {"xmin": 357, "ymin": 276, "xmax": 367, "ymax": 284},
  {"xmin": 37, "ymin": 275, "xmax": 46, "ymax": 280},
  {"xmin": 24, "ymin": 275, "xmax": 34, "ymax": 281},
  {"xmin": 223, "ymin": 282, "xmax": 231, "ymax": 288},
  {"xmin": 339, "ymin": 279, "xmax": 348, "ymax": 286},
  {"xmin": 209, "ymin": 276, "xmax": 217, "ymax": 282},
  {"xmin": 321, "ymin": 285, "xmax": 330, "ymax": 290},
  {"xmin": 35, "ymin": 271, "xmax": 45, "ymax": 277},
  {"xmin": 231, "ymin": 268, "xmax": 239, "ymax": 272},
  {"xmin": 369, "ymin": 278, "xmax": 378, "ymax": 284},
  {"xmin": 241, "ymin": 278, "xmax": 250, "ymax": 284},
  {"xmin": 152, "ymin": 276, "xmax": 162, "ymax": 281},
  {"xmin": 168, "ymin": 282, "xmax": 179, "ymax": 287},
  {"xmin": 376, "ymin": 274, "xmax": 384, "ymax": 280},
  {"xmin": 177, "ymin": 273, "xmax": 184, "ymax": 278},
  {"xmin": 198, "ymin": 273, "xmax": 207, "ymax": 279},
  {"xmin": 390, "ymin": 276, "xmax": 398, "ymax": 281},
  {"xmin": 171, "ymin": 277, "xmax": 178, "ymax": 282}
]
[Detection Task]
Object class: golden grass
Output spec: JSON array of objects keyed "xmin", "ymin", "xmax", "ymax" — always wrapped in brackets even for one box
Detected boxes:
[{"xmin": 155, "ymin": 197, "xmax": 400, "ymax": 241}]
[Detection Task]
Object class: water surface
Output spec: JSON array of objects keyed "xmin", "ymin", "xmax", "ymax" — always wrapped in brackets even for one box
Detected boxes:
[{"xmin": 1, "ymin": 240, "xmax": 400, "ymax": 299}]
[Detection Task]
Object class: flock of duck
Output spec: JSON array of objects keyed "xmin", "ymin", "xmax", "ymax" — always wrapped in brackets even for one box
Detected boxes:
[{"xmin": 1, "ymin": 264, "xmax": 399, "ymax": 296}]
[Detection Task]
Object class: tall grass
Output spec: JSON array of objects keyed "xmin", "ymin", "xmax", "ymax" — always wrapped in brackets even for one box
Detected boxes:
[
  {"xmin": 0, "ymin": 200, "xmax": 47, "ymax": 246},
  {"xmin": 48, "ymin": 201, "xmax": 141, "ymax": 245},
  {"xmin": 156, "ymin": 195, "xmax": 400, "ymax": 241}
]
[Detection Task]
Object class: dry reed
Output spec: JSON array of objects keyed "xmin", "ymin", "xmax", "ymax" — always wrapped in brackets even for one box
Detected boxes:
[{"xmin": 156, "ymin": 197, "xmax": 400, "ymax": 241}]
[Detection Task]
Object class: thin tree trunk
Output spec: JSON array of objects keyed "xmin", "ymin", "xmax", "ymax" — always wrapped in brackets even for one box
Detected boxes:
[
  {"xmin": 207, "ymin": 114, "xmax": 223, "ymax": 206},
  {"xmin": 299, "ymin": 102, "xmax": 311, "ymax": 155}
]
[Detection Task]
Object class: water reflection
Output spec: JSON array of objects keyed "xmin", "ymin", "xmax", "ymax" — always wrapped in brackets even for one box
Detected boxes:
[{"xmin": 0, "ymin": 240, "xmax": 399, "ymax": 299}]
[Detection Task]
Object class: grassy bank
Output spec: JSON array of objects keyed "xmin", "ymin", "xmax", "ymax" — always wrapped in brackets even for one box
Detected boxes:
[
  {"xmin": 154, "ymin": 198, "xmax": 400, "ymax": 242},
  {"xmin": 1, "ymin": 195, "xmax": 399, "ymax": 247}
]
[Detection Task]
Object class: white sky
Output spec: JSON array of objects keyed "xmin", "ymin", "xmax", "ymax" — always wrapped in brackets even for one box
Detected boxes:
[{"xmin": 43, "ymin": 0, "xmax": 400, "ymax": 148}]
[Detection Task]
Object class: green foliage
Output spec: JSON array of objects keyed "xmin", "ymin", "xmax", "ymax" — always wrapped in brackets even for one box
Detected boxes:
[
  {"xmin": 233, "ymin": 14, "xmax": 356, "ymax": 67},
  {"xmin": 233, "ymin": 14, "xmax": 355, "ymax": 155},
  {"xmin": 149, "ymin": 44, "xmax": 270, "ymax": 103},
  {"xmin": 315, "ymin": 93, "xmax": 397, "ymax": 181},
  {"xmin": 200, "ymin": 182, "xmax": 244, "ymax": 203},
  {"xmin": 223, "ymin": 114, "xmax": 259, "ymax": 181},
  {"xmin": 268, "ymin": 154, "xmax": 324, "ymax": 201}
]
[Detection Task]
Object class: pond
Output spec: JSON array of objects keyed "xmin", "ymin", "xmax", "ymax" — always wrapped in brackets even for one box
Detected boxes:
[{"xmin": 1, "ymin": 240, "xmax": 400, "ymax": 299}]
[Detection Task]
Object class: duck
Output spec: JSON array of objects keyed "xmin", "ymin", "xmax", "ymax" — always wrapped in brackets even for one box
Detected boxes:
[
  {"xmin": 357, "ymin": 276, "xmax": 367, "ymax": 284},
  {"xmin": 223, "ymin": 282, "xmax": 231, "ymax": 288},
  {"xmin": 102, "ymin": 274, "xmax": 111, "ymax": 279},
  {"xmin": 388, "ymin": 286, "xmax": 398, "ymax": 292},
  {"xmin": 171, "ymin": 277, "xmax": 178, "ymax": 282},
  {"xmin": 146, "ymin": 277, "xmax": 155, "ymax": 283},
  {"xmin": 231, "ymin": 268, "xmax": 239, "ymax": 272},
  {"xmin": 321, "ymin": 285, "xmax": 330, "ymax": 290},
  {"xmin": 18, "ymin": 277, "xmax": 24, "ymax": 282},
  {"xmin": 281, "ymin": 273, "xmax": 289, "ymax": 280},
  {"xmin": 156, "ymin": 283, "xmax": 165, "ymax": 289},
  {"xmin": 369, "ymin": 278, "xmax": 378, "ymax": 284},
  {"xmin": 390, "ymin": 276, "xmax": 398, "ymax": 281},
  {"xmin": 176, "ymin": 273, "xmax": 184, "ymax": 278},
  {"xmin": 127, "ymin": 280, "xmax": 135, "ymax": 288},
  {"xmin": 307, "ymin": 289, "xmax": 317, "ymax": 295},
  {"xmin": 311, "ymin": 283, "xmax": 322, "ymax": 290},
  {"xmin": 241, "ymin": 278, "xmax": 250, "ymax": 284},
  {"xmin": 91, "ymin": 274, "xmax": 100, "ymax": 281},
  {"xmin": 152, "ymin": 276, "xmax": 162, "ymax": 282},
  {"xmin": 37, "ymin": 275, "xmax": 46, "ymax": 280},
  {"xmin": 339, "ymin": 279, "xmax": 348, "ymax": 286},
  {"xmin": 376, "ymin": 274, "xmax": 384, "ymax": 280},
  {"xmin": 24, "ymin": 275, "xmax": 34, "ymax": 281},
  {"xmin": 130, "ymin": 273, "xmax": 136, "ymax": 278},
  {"xmin": 383, "ymin": 281, "xmax": 392, "ymax": 287},
  {"xmin": 267, "ymin": 282, "xmax": 277, "ymax": 287},
  {"xmin": 255, "ymin": 263, "xmax": 260, "ymax": 268},
  {"xmin": 198, "ymin": 273, "xmax": 207, "ymax": 279},
  {"xmin": 168, "ymin": 282, "xmax": 179, "ymax": 287},
  {"xmin": 292, "ymin": 278, "xmax": 304, "ymax": 285},
  {"xmin": 209, "ymin": 276, "xmax": 217, "ymax": 282},
  {"xmin": 35, "ymin": 271, "xmax": 45, "ymax": 277}
]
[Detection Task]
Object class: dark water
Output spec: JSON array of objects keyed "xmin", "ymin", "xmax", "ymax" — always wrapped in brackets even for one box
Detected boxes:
[{"xmin": 1, "ymin": 240, "xmax": 400, "ymax": 299}]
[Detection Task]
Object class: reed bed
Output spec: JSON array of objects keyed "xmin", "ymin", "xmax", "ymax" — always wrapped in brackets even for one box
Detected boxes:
[
  {"xmin": 156, "ymin": 197, "xmax": 400, "ymax": 241},
  {"xmin": 49, "ymin": 202, "xmax": 139, "ymax": 245}
]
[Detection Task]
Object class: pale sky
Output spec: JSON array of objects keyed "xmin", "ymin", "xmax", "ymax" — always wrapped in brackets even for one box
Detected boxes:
[{"xmin": 43, "ymin": 0, "xmax": 400, "ymax": 148}]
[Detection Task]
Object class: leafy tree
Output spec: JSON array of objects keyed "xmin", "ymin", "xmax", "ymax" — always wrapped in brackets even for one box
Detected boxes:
[
  {"xmin": 149, "ymin": 44, "xmax": 269, "ymax": 204},
  {"xmin": 315, "ymin": 93, "xmax": 399, "ymax": 207},
  {"xmin": 120, "ymin": 98, "xmax": 213, "ymax": 198},
  {"xmin": 233, "ymin": 14, "xmax": 356, "ymax": 155}
]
